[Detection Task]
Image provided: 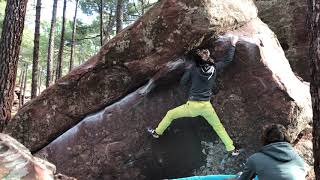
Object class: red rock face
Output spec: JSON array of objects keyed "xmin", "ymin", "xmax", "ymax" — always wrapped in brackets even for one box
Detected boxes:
[
  {"xmin": 255, "ymin": 0, "xmax": 310, "ymax": 81},
  {"xmin": 215, "ymin": 18, "xmax": 311, "ymax": 150},
  {"xmin": 294, "ymin": 130, "xmax": 314, "ymax": 180},
  {"xmin": 35, "ymin": 19, "xmax": 312, "ymax": 179},
  {"xmin": 37, "ymin": 82, "xmax": 192, "ymax": 180},
  {"xmin": 4, "ymin": 0, "xmax": 257, "ymax": 153}
]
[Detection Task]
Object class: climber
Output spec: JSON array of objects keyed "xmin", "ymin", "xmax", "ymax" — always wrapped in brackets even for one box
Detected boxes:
[
  {"xmin": 147, "ymin": 35, "xmax": 239, "ymax": 155},
  {"xmin": 225, "ymin": 124, "xmax": 307, "ymax": 180}
]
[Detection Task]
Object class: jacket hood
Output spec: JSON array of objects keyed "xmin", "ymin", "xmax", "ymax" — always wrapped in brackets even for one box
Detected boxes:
[{"xmin": 261, "ymin": 142, "xmax": 296, "ymax": 162}]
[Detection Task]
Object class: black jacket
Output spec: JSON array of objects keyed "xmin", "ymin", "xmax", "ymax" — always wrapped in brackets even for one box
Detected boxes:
[{"xmin": 180, "ymin": 46, "xmax": 235, "ymax": 101}]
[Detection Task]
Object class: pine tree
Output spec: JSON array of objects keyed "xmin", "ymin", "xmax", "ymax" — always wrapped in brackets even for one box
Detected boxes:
[
  {"xmin": 0, "ymin": 0, "xmax": 29, "ymax": 131},
  {"xmin": 31, "ymin": 0, "xmax": 42, "ymax": 99},
  {"xmin": 309, "ymin": 0, "xmax": 320, "ymax": 179},
  {"xmin": 46, "ymin": 0, "xmax": 58, "ymax": 87},
  {"xmin": 116, "ymin": 0, "xmax": 124, "ymax": 34},
  {"xmin": 70, "ymin": 0, "xmax": 79, "ymax": 71},
  {"xmin": 56, "ymin": 0, "xmax": 67, "ymax": 81}
]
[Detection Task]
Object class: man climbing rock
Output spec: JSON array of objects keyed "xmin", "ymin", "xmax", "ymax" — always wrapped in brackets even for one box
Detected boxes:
[
  {"xmin": 148, "ymin": 35, "xmax": 239, "ymax": 155},
  {"xmin": 225, "ymin": 124, "xmax": 307, "ymax": 180}
]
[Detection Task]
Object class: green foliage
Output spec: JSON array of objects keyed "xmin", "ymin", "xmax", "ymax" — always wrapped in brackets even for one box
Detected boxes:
[
  {"xmin": 79, "ymin": 0, "xmax": 100, "ymax": 15},
  {"xmin": 77, "ymin": 0, "xmax": 158, "ymax": 44},
  {"xmin": 78, "ymin": 0, "xmax": 155, "ymax": 25},
  {"xmin": 76, "ymin": 20, "xmax": 101, "ymax": 55},
  {"xmin": 14, "ymin": 0, "xmax": 158, "ymax": 93},
  {"xmin": 79, "ymin": 0, "xmax": 116, "ymax": 16}
]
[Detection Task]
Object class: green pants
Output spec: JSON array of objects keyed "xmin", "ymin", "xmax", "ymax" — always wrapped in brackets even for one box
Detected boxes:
[{"xmin": 155, "ymin": 101, "xmax": 235, "ymax": 151}]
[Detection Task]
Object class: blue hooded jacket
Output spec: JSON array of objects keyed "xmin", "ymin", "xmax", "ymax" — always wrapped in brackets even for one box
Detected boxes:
[{"xmin": 238, "ymin": 142, "xmax": 306, "ymax": 180}]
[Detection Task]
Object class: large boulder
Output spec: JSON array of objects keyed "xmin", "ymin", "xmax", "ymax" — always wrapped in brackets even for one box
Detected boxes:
[
  {"xmin": 4, "ymin": 0, "xmax": 258, "ymax": 153},
  {"xmin": 294, "ymin": 130, "xmax": 314, "ymax": 180},
  {"xmin": 0, "ymin": 133, "xmax": 56, "ymax": 180},
  {"xmin": 255, "ymin": 0, "xmax": 310, "ymax": 81},
  {"xmin": 35, "ymin": 18, "xmax": 312, "ymax": 179},
  {"xmin": 0, "ymin": 133, "xmax": 77, "ymax": 180}
]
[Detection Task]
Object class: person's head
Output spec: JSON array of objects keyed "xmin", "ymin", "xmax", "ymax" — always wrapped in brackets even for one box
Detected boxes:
[
  {"xmin": 261, "ymin": 124, "xmax": 290, "ymax": 146},
  {"xmin": 193, "ymin": 48, "xmax": 214, "ymax": 65}
]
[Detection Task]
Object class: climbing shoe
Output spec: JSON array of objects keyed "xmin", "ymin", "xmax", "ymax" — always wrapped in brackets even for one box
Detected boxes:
[
  {"xmin": 227, "ymin": 149, "xmax": 240, "ymax": 157},
  {"xmin": 231, "ymin": 149, "xmax": 240, "ymax": 156},
  {"xmin": 147, "ymin": 127, "xmax": 159, "ymax": 138}
]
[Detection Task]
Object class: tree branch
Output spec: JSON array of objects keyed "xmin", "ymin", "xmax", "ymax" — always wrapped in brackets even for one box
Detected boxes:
[{"xmin": 76, "ymin": 34, "xmax": 100, "ymax": 41}]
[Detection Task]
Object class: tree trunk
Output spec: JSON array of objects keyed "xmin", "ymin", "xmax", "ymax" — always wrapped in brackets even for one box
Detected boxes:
[
  {"xmin": 0, "ymin": 0, "xmax": 29, "ymax": 131},
  {"xmin": 99, "ymin": 0, "xmax": 103, "ymax": 46},
  {"xmin": 22, "ymin": 64, "xmax": 28, "ymax": 106},
  {"xmin": 46, "ymin": 0, "xmax": 58, "ymax": 87},
  {"xmin": 18, "ymin": 66, "xmax": 23, "ymax": 86},
  {"xmin": 116, "ymin": 0, "xmax": 123, "ymax": 34},
  {"xmin": 52, "ymin": 61, "xmax": 56, "ymax": 83},
  {"xmin": 38, "ymin": 67, "xmax": 42, "ymax": 94},
  {"xmin": 104, "ymin": 10, "xmax": 115, "ymax": 41},
  {"xmin": 69, "ymin": 0, "xmax": 79, "ymax": 72},
  {"xmin": 309, "ymin": 0, "xmax": 320, "ymax": 179},
  {"xmin": 140, "ymin": 0, "xmax": 145, "ymax": 15},
  {"xmin": 56, "ymin": 0, "xmax": 67, "ymax": 81},
  {"xmin": 19, "ymin": 67, "xmax": 25, "ymax": 108},
  {"xmin": 31, "ymin": 0, "xmax": 42, "ymax": 99}
]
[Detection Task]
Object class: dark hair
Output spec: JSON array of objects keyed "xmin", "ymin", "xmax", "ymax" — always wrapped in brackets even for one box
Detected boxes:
[
  {"xmin": 188, "ymin": 48, "xmax": 214, "ymax": 66},
  {"xmin": 261, "ymin": 124, "xmax": 290, "ymax": 145}
]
